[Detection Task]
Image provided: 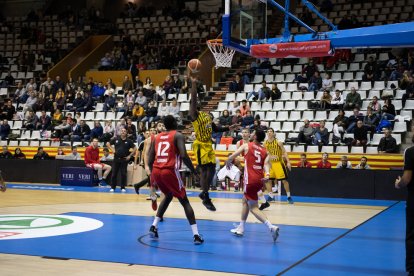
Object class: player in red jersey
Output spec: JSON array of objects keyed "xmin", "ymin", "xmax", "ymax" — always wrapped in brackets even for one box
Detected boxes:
[
  {"xmin": 226, "ymin": 129, "xmax": 279, "ymax": 242},
  {"xmin": 147, "ymin": 115, "xmax": 203, "ymax": 244},
  {"xmin": 84, "ymin": 138, "xmax": 112, "ymax": 186}
]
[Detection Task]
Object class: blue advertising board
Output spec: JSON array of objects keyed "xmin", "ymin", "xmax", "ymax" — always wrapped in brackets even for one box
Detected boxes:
[{"xmin": 60, "ymin": 167, "xmax": 94, "ymax": 187}]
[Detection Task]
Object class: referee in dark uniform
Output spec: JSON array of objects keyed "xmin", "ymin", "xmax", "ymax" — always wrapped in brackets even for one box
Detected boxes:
[
  {"xmin": 107, "ymin": 128, "xmax": 136, "ymax": 192},
  {"xmin": 395, "ymin": 143, "xmax": 414, "ymax": 275}
]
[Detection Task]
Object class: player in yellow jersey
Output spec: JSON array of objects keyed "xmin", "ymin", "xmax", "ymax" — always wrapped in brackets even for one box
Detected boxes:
[
  {"xmin": 189, "ymin": 75, "xmax": 237, "ymax": 211},
  {"xmin": 260, "ymin": 128, "xmax": 293, "ymax": 210}
]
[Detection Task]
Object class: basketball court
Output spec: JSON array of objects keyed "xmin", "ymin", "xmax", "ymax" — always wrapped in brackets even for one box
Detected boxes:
[{"xmin": 0, "ymin": 184, "xmax": 406, "ymax": 275}]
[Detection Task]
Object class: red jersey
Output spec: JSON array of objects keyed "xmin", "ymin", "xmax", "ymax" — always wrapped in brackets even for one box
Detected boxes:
[
  {"xmin": 153, "ymin": 130, "xmax": 181, "ymax": 170},
  {"xmin": 84, "ymin": 146, "xmax": 100, "ymax": 164},
  {"xmin": 244, "ymin": 142, "xmax": 267, "ymax": 185},
  {"xmin": 316, "ymin": 160, "xmax": 332, "ymax": 169}
]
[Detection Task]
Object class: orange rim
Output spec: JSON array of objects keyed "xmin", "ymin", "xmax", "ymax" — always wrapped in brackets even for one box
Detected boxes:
[{"xmin": 207, "ymin": 39, "xmax": 223, "ymax": 45}]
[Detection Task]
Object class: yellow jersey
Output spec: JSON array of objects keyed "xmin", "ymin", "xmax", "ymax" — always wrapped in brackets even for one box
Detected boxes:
[
  {"xmin": 192, "ymin": 111, "xmax": 212, "ymax": 143},
  {"xmin": 264, "ymin": 138, "xmax": 284, "ymax": 164}
]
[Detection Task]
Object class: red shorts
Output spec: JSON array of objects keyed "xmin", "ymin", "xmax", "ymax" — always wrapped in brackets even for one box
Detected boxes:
[
  {"xmin": 151, "ymin": 167, "xmax": 186, "ymax": 199},
  {"xmin": 244, "ymin": 182, "xmax": 263, "ymax": 201}
]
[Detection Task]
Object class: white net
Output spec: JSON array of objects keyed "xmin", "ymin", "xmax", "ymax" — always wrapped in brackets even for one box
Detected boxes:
[{"xmin": 207, "ymin": 39, "xmax": 236, "ymax": 68}]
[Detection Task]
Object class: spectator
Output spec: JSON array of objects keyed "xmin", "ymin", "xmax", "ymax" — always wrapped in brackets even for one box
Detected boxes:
[
  {"xmin": 168, "ymin": 99, "xmax": 180, "ymax": 120},
  {"xmin": 232, "ymin": 109, "xmax": 243, "ymax": 125},
  {"xmin": 354, "ymin": 156, "xmax": 371, "ymax": 169},
  {"xmin": 368, "ymin": 96, "xmax": 381, "ymax": 116},
  {"xmin": 316, "ymin": 152, "xmax": 332, "ymax": 168},
  {"xmin": 76, "ymin": 120, "xmax": 91, "ymax": 142},
  {"xmin": 122, "ymin": 75, "xmax": 133, "ymax": 93},
  {"xmin": 102, "ymin": 121, "xmax": 115, "ymax": 143},
  {"xmin": 241, "ymin": 110, "xmax": 254, "ymax": 128},
  {"xmin": 100, "ymin": 147, "xmax": 114, "ymax": 161},
  {"xmin": 252, "ymin": 119, "xmax": 267, "ymax": 132},
  {"xmin": 103, "ymin": 90, "xmax": 116, "ymax": 111},
  {"xmin": 107, "ymin": 78, "xmax": 116, "ymax": 90},
  {"xmin": 297, "ymin": 59, "xmax": 318, "ymax": 83},
  {"xmin": 378, "ymin": 128, "xmax": 399, "ymax": 153},
  {"xmin": 344, "ymin": 88, "xmax": 362, "ymax": 110},
  {"xmin": 180, "ymin": 75, "xmax": 189, "ymax": 94},
  {"xmin": 229, "ymin": 74, "xmax": 244, "ymax": 93},
  {"xmin": 337, "ymin": 156, "xmax": 352, "ymax": 169},
  {"xmin": 322, "ymin": 72, "xmax": 333, "ymax": 91},
  {"xmin": 23, "ymin": 91, "xmax": 38, "ymax": 112},
  {"xmin": 99, "ymin": 53, "xmax": 114, "ymax": 70},
  {"xmin": 3, "ymin": 71, "xmax": 15, "ymax": 87},
  {"xmin": 135, "ymin": 90, "xmax": 147, "ymax": 108},
  {"xmin": 313, "ymin": 120, "xmax": 329, "ymax": 146},
  {"xmin": 33, "ymin": 147, "xmax": 49, "ymax": 160},
  {"xmin": 66, "ymin": 146, "xmax": 82, "ymax": 160},
  {"xmin": 247, "ymin": 81, "xmax": 270, "ymax": 101},
  {"xmin": 239, "ymin": 100, "xmax": 251, "ymax": 117},
  {"xmin": 212, "ymin": 118, "xmax": 223, "ymax": 144},
  {"xmin": 381, "ymin": 98, "xmax": 396, "ymax": 120},
  {"xmin": 126, "ymin": 118, "xmax": 137, "ymax": 141},
  {"xmin": 36, "ymin": 110, "xmax": 51, "ymax": 131},
  {"xmin": 297, "ymin": 153, "xmax": 312, "ymax": 168},
  {"xmin": 0, "ymin": 146, "xmax": 13, "ymax": 159},
  {"xmin": 123, "ymin": 90, "xmax": 135, "ymax": 107},
  {"xmin": 63, "ymin": 119, "xmax": 79, "ymax": 141},
  {"xmin": 256, "ymin": 58, "xmax": 271, "ymax": 75},
  {"xmin": 133, "ymin": 75, "xmax": 143, "ymax": 90},
  {"xmin": 163, "ymin": 75, "xmax": 173, "ymax": 99},
  {"xmin": 266, "ymin": 84, "xmax": 281, "ymax": 101},
  {"xmin": 56, "ymin": 147, "xmax": 65, "ymax": 158},
  {"xmin": 352, "ymin": 120, "xmax": 368, "ymax": 146},
  {"xmin": 229, "ymin": 101, "xmax": 240, "ymax": 115},
  {"xmin": 0, "ymin": 101, "xmax": 16, "ymax": 120},
  {"xmin": 402, "ymin": 76, "xmax": 414, "ymax": 106},
  {"xmin": 241, "ymin": 64, "xmax": 254, "ymax": 84},
  {"xmin": 219, "ymin": 110, "xmax": 232, "ymax": 128},
  {"xmin": 0, "ymin": 119, "xmax": 10, "ymax": 140},
  {"xmin": 319, "ymin": 90, "xmax": 332, "ymax": 110},
  {"xmin": 363, "ymin": 107, "xmax": 379, "ymax": 136},
  {"xmin": 141, "ymin": 100, "xmax": 158, "ymax": 124},
  {"xmin": 52, "ymin": 109, "xmax": 64, "ymax": 127},
  {"xmin": 297, "ymin": 119, "xmax": 315, "ymax": 145},
  {"xmin": 24, "ymin": 110, "xmax": 39, "ymax": 130},
  {"xmin": 308, "ymin": 71, "xmax": 322, "ymax": 92},
  {"xmin": 90, "ymin": 121, "xmax": 103, "ymax": 140},
  {"xmin": 363, "ymin": 56, "xmax": 379, "ymax": 82},
  {"xmin": 157, "ymin": 99, "xmax": 169, "ymax": 119},
  {"xmin": 53, "ymin": 76, "xmax": 65, "ymax": 92},
  {"xmin": 346, "ymin": 108, "xmax": 364, "ymax": 133},
  {"xmin": 13, "ymin": 148, "xmax": 26, "ymax": 159},
  {"xmin": 55, "ymin": 89, "xmax": 66, "ymax": 110},
  {"xmin": 172, "ymin": 75, "xmax": 182, "ymax": 94},
  {"xmin": 92, "ymin": 82, "xmax": 105, "ymax": 101},
  {"xmin": 72, "ymin": 93, "xmax": 86, "ymax": 112}
]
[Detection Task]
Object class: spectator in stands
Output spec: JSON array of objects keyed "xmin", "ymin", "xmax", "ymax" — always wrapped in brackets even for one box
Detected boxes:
[
  {"xmin": 322, "ymin": 72, "xmax": 333, "ymax": 91},
  {"xmin": 256, "ymin": 59, "xmax": 271, "ymax": 75},
  {"xmin": 90, "ymin": 121, "xmax": 103, "ymax": 140},
  {"xmin": 155, "ymin": 85, "xmax": 166, "ymax": 101},
  {"xmin": 333, "ymin": 110, "xmax": 348, "ymax": 143},
  {"xmin": 133, "ymin": 76, "xmax": 143, "ymax": 91},
  {"xmin": 400, "ymin": 72, "xmax": 411, "ymax": 90},
  {"xmin": 56, "ymin": 147, "xmax": 65, "ymax": 158},
  {"xmin": 3, "ymin": 71, "xmax": 14, "ymax": 87},
  {"xmin": 337, "ymin": 156, "xmax": 352, "ymax": 169},
  {"xmin": 135, "ymin": 90, "xmax": 147, "ymax": 108},
  {"xmin": 172, "ymin": 75, "xmax": 182, "ymax": 95},
  {"xmin": 266, "ymin": 84, "xmax": 281, "ymax": 101},
  {"xmin": 141, "ymin": 100, "xmax": 158, "ymax": 124},
  {"xmin": 229, "ymin": 74, "xmax": 244, "ymax": 93},
  {"xmin": 381, "ymin": 98, "xmax": 396, "ymax": 120},
  {"xmin": 33, "ymin": 147, "xmax": 49, "ymax": 160},
  {"xmin": 346, "ymin": 108, "xmax": 364, "ymax": 133},
  {"xmin": 297, "ymin": 59, "xmax": 318, "ymax": 83},
  {"xmin": 0, "ymin": 101, "xmax": 16, "ymax": 120},
  {"xmin": 316, "ymin": 152, "xmax": 332, "ymax": 168},
  {"xmin": 52, "ymin": 109, "xmax": 63, "ymax": 127},
  {"xmin": 354, "ymin": 156, "xmax": 371, "ymax": 170},
  {"xmin": 99, "ymin": 53, "xmax": 114, "ymax": 71},
  {"xmin": 66, "ymin": 146, "xmax": 82, "ymax": 160},
  {"xmin": 36, "ymin": 110, "xmax": 51, "ymax": 131},
  {"xmin": 126, "ymin": 118, "xmax": 137, "ymax": 141},
  {"xmin": 0, "ymin": 146, "xmax": 13, "ymax": 159},
  {"xmin": 297, "ymin": 119, "xmax": 315, "ymax": 145},
  {"xmin": 121, "ymin": 75, "xmax": 133, "ymax": 93},
  {"xmin": 352, "ymin": 120, "xmax": 368, "ymax": 146},
  {"xmin": 103, "ymin": 90, "xmax": 116, "ymax": 112},
  {"xmin": 72, "ymin": 93, "xmax": 85, "ymax": 112},
  {"xmin": 239, "ymin": 100, "xmax": 251, "ymax": 117},
  {"xmin": 363, "ymin": 56, "xmax": 379, "ymax": 83},
  {"xmin": 53, "ymin": 113, "xmax": 73, "ymax": 139},
  {"xmin": 76, "ymin": 120, "xmax": 91, "ymax": 142},
  {"xmin": 163, "ymin": 75, "xmax": 173, "ymax": 99},
  {"xmin": 297, "ymin": 153, "xmax": 312, "ymax": 168},
  {"xmin": 14, "ymin": 82, "xmax": 27, "ymax": 105},
  {"xmin": 0, "ymin": 120, "xmax": 10, "ymax": 140},
  {"xmin": 212, "ymin": 118, "xmax": 223, "ymax": 145},
  {"xmin": 100, "ymin": 147, "xmax": 114, "ymax": 161},
  {"xmin": 219, "ymin": 110, "xmax": 232, "ymax": 129},
  {"xmin": 363, "ymin": 107, "xmax": 379, "ymax": 137},
  {"xmin": 344, "ymin": 88, "xmax": 362, "ymax": 110},
  {"xmin": 320, "ymin": 90, "xmax": 332, "ymax": 110},
  {"xmin": 308, "ymin": 71, "xmax": 322, "ymax": 92},
  {"xmin": 229, "ymin": 101, "xmax": 240, "ymax": 115},
  {"xmin": 252, "ymin": 119, "xmax": 267, "ymax": 132},
  {"xmin": 157, "ymin": 99, "xmax": 169, "ymax": 119},
  {"xmin": 102, "ymin": 121, "xmax": 115, "ymax": 142},
  {"xmin": 241, "ymin": 64, "xmax": 255, "ymax": 84},
  {"xmin": 232, "ymin": 109, "xmax": 243, "ymax": 126},
  {"xmin": 55, "ymin": 89, "xmax": 65, "ymax": 110},
  {"xmin": 24, "ymin": 110, "xmax": 39, "ymax": 130},
  {"xmin": 168, "ymin": 98, "xmax": 181, "ymax": 120},
  {"xmin": 402, "ymin": 76, "xmax": 414, "ymax": 106},
  {"xmin": 378, "ymin": 128, "xmax": 398, "ymax": 153},
  {"xmin": 25, "ymin": 79, "xmax": 37, "ymax": 91},
  {"xmin": 63, "ymin": 119, "xmax": 79, "ymax": 141},
  {"xmin": 368, "ymin": 96, "xmax": 381, "ymax": 116},
  {"xmin": 92, "ymin": 82, "xmax": 105, "ymax": 101},
  {"xmin": 247, "ymin": 81, "xmax": 270, "ymax": 101},
  {"xmin": 181, "ymin": 75, "xmax": 190, "ymax": 94},
  {"xmin": 313, "ymin": 120, "xmax": 329, "ymax": 146},
  {"xmin": 13, "ymin": 148, "xmax": 26, "ymax": 159},
  {"xmin": 23, "ymin": 91, "xmax": 38, "ymax": 113},
  {"xmin": 123, "ymin": 90, "xmax": 135, "ymax": 107},
  {"xmin": 53, "ymin": 76, "xmax": 65, "ymax": 92},
  {"xmin": 241, "ymin": 110, "xmax": 254, "ymax": 128}
]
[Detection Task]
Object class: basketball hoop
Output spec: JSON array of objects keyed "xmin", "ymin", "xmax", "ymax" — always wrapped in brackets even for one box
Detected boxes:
[{"xmin": 207, "ymin": 39, "xmax": 235, "ymax": 68}]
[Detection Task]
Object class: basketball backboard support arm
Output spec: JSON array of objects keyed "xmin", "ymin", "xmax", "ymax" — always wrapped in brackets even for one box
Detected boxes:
[{"xmin": 301, "ymin": 0, "xmax": 337, "ymax": 32}]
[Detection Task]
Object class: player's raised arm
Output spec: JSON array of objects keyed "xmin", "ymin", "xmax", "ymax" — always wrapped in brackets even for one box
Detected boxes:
[
  {"xmin": 226, "ymin": 144, "xmax": 248, "ymax": 168},
  {"xmin": 175, "ymin": 132, "xmax": 196, "ymax": 174},
  {"xmin": 189, "ymin": 75, "xmax": 198, "ymax": 122}
]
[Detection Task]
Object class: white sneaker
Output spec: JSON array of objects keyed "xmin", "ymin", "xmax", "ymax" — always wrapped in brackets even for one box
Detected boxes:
[
  {"xmin": 109, "ymin": 189, "xmax": 114, "ymax": 192},
  {"xmin": 121, "ymin": 189, "xmax": 126, "ymax": 193},
  {"xmin": 271, "ymin": 226, "xmax": 279, "ymax": 242},
  {"xmin": 230, "ymin": 224, "xmax": 244, "ymax": 236}
]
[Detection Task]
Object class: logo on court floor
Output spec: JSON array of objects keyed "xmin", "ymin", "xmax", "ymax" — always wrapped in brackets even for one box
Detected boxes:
[{"xmin": 0, "ymin": 215, "xmax": 103, "ymax": 240}]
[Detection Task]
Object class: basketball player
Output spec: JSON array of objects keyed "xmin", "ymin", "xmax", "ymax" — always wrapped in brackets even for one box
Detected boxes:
[
  {"xmin": 0, "ymin": 170, "xmax": 6, "ymax": 192},
  {"xmin": 225, "ymin": 129, "xmax": 279, "ymax": 242},
  {"xmin": 147, "ymin": 115, "xmax": 203, "ymax": 244},
  {"xmin": 189, "ymin": 75, "xmax": 237, "ymax": 211},
  {"xmin": 84, "ymin": 138, "xmax": 112, "ymax": 186},
  {"xmin": 261, "ymin": 128, "xmax": 293, "ymax": 210}
]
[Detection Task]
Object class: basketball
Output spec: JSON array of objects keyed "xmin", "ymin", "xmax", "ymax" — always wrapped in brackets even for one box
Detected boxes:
[{"xmin": 188, "ymin": 59, "xmax": 202, "ymax": 72}]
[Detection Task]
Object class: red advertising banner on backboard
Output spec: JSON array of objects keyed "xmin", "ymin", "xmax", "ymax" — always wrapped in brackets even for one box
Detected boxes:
[{"xmin": 250, "ymin": 40, "xmax": 333, "ymax": 58}]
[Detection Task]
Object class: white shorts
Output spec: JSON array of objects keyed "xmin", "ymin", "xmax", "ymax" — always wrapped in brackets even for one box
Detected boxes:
[{"xmin": 217, "ymin": 165, "xmax": 241, "ymax": 182}]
